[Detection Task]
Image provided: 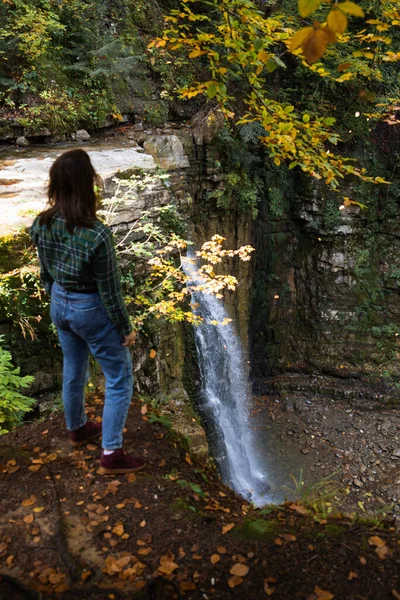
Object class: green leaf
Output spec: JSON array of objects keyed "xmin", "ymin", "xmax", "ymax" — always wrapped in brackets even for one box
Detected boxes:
[
  {"xmin": 266, "ymin": 58, "xmax": 277, "ymax": 73},
  {"xmin": 206, "ymin": 82, "xmax": 218, "ymax": 99},
  {"xmin": 323, "ymin": 117, "xmax": 336, "ymax": 126},
  {"xmin": 298, "ymin": 0, "xmax": 321, "ymax": 18},
  {"xmin": 217, "ymin": 82, "xmax": 227, "ymax": 95},
  {"xmin": 254, "ymin": 38, "xmax": 263, "ymax": 51},
  {"xmin": 302, "ymin": 113, "xmax": 310, "ymax": 123},
  {"xmin": 273, "ymin": 55, "xmax": 287, "ymax": 69}
]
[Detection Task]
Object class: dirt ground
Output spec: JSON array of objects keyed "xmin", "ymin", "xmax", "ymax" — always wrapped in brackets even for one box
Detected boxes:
[{"xmin": 1, "ymin": 394, "xmax": 400, "ymax": 600}]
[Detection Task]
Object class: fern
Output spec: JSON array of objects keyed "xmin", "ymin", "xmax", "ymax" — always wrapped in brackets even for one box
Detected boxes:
[{"xmin": 0, "ymin": 336, "xmax": 35, "ymax": 434}]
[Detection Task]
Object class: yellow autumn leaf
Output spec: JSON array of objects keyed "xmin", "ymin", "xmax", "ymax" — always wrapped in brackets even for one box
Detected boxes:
[
  {"xmin": 368, "ymin": 536, "xmax": 386, "ymax": 547},
  {"xmin": 315, "ymin": 587, "xmax": 335, "ymax": 600},
  {"xmin": 222, "ymin": 523, "xmax": 235, "ymax": 535},
  {"xmin": 21, "ymin": 495, "xmax": 36, "ymax": 507},
  {"xmin": 375, "ymin": 544, "xmax": 390, "ymax": 560},
  {"xmin": 302, "ymin": 27, "xmax": 336, "ymax": 64},
  {"xmin": 327, "ymin": 9, "xmax": 348, "ymax": 34},
  {"xmin": 289, "ymin": 26, "xmax": 314, "ymax": 52},
  {"xmin": 112, "ymin": 523, "xmax": 124, "ymax": 536},
  {"xmin": 338, "ymin": 1, "xmax": 365, "ymax": 17},
  {"xmin": 230, "ymin": 563, "xmax": 249, "ymax": 577},
  {"xmin": 189, "ymin": 48, "xmax": 205, "ymax": 58},
  {"xmin": 23, "ymin": 514, "xmax": 34, "ymax": 524},
  {"xmin": 228, "ymin": 575, "xmax": 243, "ymax": 588},
  {"xmin": 158, "ymin": 559, "xmax": 179, "ymax": 575},
  {"xmin": 298, "ymin": 0, "xmax": 321, "ymax": 18}
]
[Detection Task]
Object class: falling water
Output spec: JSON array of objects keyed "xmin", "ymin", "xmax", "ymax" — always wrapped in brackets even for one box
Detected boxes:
[{"xmin": 183, "ymin": 253, "xmax": 271, "ymax": 506}]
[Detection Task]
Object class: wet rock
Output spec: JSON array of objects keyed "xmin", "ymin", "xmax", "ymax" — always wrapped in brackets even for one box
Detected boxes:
[{"xmin": 76, "ymin": 129, "xmax": 91, "ymax": 141}]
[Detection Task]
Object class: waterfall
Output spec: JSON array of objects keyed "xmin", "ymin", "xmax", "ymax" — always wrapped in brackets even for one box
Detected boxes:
[{"xmin": 183, "ymin": 253, "xmax": 271, "ymax": 506}]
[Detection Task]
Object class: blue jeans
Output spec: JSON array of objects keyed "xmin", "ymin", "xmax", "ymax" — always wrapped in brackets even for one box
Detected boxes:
[{"xmin": 50, "ymin": 282, "xmax": 133, "ymax": 450}]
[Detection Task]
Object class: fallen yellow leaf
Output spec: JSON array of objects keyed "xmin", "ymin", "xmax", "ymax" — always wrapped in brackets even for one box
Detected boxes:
[
  {"xmin": 369, "ymin": 536, "xmax": 386, "ymax": 547},
  {"xmin": 112, "ymin": 523, "xmax": 124, "ymax": 536},
  {"xmin": 315, "ymin": 586, "xmax": 334, "ymax": 600},
  {"xmin": 230, "ymin": 563, "xmax": 249, "ymax": 577},
  {"xmin": 21, "ymin": 495, "xmax": 36, "ymax": 507},
  {"xmin": 228, "ymin": 575, "xmax": 243, "ymax": 588},
  {"xmin": 222, "ymin": 523, "xmax": 234, "ymax": 535},
  {"xmin": 23, "ymin": 514, "xmax": 34, "ymax": 524}
]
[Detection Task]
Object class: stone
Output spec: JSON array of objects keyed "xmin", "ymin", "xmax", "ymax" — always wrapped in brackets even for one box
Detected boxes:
[
  {"xmin": 76, "ymin": 129, "xmax": 91, "ymax": 141},
  {"xmin": 143, "ymin": 135, "xmax": 190, "ymax": 171},
  {"xmin": 353, "ymin": 479, "xmax": 363, "ymax": 488},
  {"xmin": 16, "ymin": 136, "xmax": 30, "ymax": 146}
]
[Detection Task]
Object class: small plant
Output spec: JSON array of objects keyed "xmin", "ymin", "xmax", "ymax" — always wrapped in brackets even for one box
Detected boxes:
[
  {"xmin": 148, "ymin": 411, "xmax": 173, "ymax": 433},
  {"xmin": 0, "ymin": 336, "xmax": 35, "ymax": 434},
  {"xmin": 176, "ymin": 478, "xmax": 206, "ymax": 498},
  {"xmin": 284, "ymin": 468, "xmax": 340, "ymax": 518}
]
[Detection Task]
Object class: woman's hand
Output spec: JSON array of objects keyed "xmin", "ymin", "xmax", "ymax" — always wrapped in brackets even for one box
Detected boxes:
[{"xmin": 122, "ymin": 331, "xmax": 136, "ymax": 347}]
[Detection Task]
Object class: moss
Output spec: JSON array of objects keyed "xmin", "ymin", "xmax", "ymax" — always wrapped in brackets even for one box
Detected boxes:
[
  {"xmin": 317, "ymin": 524, "xmax": 345, "ymax": 539},
  {"xmin": 234, "ymin": 518, "xmax": 280, "ymax": 542}
]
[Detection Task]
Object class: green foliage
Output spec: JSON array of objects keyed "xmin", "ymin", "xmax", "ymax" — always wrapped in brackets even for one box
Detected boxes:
[
  {"xmin": 208, "ymin": 170, "xmax": 262, "ymax": 217},
  {"xmin": 148, "ymin": 411, "xmax": 173, "ymax": 433},
  {"xmin": 0, "ymin": 243, "xmax": 49, "ymax": 340},
  {"xmin": 0, "ymin": 336, "xmax": 34, "ymax": 434},
  {"xmin": 155, "ymin": 0, "xmax": 399, "ymax": 201},
  {"xmin": 0, "ymin": 0, "xmax": 178, "ymax": 131},
  {"xmin": 323, "ymin": 197, "xmax": 342, "ymax": 231}
]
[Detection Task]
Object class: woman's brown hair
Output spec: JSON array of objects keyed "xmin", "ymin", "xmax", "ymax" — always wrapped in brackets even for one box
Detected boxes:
[{"xmin": 39, "ymin": 149, "xmax": 100, "ymax": 233}]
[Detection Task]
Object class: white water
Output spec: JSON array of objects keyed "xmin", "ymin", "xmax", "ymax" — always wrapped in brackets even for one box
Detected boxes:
[{"xmin": 183, "ymin": 254, "xmax": 271, "ymax": 506}]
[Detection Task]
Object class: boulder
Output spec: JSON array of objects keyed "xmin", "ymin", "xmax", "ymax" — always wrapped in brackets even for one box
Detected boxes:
[
  {"xmin": 143, "ymin": 135, "xmax": 190, "ymax": 171},
  {"xmin": 16, "ymin": 136, "xmax": 30, "ymax": 147},
  {"xmin": 76, "ymin": 129, "xmax": 91, "ymax": 141}
]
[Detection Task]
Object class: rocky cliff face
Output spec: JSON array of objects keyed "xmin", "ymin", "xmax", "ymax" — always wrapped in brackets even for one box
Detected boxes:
[{"xmin": 251, "ymin": 120, "xmax": 400, "ymax": 398}]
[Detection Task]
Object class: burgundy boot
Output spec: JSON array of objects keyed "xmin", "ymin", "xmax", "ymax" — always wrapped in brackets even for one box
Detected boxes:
[
  {"xmin": 99, "ymin": 449, "xmax": 146, "ymax": 475},
  {"xmin": 70, "ymin": 421, "xmax": 102, "ymax": 447}
]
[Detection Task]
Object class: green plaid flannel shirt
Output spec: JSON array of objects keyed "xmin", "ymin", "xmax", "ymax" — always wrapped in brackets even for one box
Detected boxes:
[{"xmin": 30, "ymin": 214, "xmax": 132, "ymax": 336}]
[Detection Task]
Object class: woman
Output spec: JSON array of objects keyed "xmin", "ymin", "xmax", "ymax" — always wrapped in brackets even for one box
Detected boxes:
[{"xmin": 30, "ymin": 148, "xmax": 145, "ymax": 475}]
